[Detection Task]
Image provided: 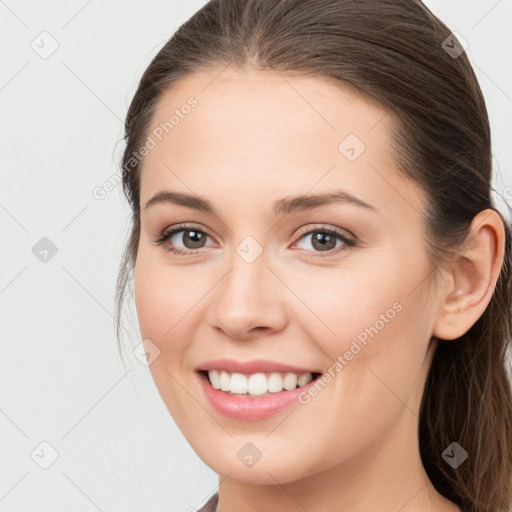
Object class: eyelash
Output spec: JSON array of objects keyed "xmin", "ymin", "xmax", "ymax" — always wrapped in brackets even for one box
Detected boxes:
[{"xmin": 153, "ymin": 223, "xmax": 357, "ymax": 258}]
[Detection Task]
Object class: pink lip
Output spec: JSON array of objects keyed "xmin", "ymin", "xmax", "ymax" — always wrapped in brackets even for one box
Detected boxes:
[
  {"xmin": 195, "ymin": 358, "xmax": 320, "ymax": 374},
  {"xmin": 196, "ymin": 370, "xmax": 320, "ymax": 421}
]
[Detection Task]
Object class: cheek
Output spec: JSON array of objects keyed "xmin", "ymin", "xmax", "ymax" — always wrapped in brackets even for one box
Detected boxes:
[
  {"xmin": 286, "ymin": 264, "xmax": 409, "ymax": 357},
  {"xmin": 134, "ymin": 249, "xmax": 183, "ymax": 345},
  {"xmin": 134, "ymin": 249, "xmax": 211, "ymax": 360},
  {"xmin": 290, "ymin": 253, "xmax": 432, "ymax": 407},
  {"xmin": 278, "ymin": 267, "xmax": 432, "ymax": 467},
  {"xmin": 300, "ymin": 245, "xmax": 431, "ymax": 350},
  {"xmin": 134, "ymin": 252, "xmax": 160, "ymax": 339},
  {"xmin": 133, "ymin": 251, "xmax": 199, "ymax": 418}
]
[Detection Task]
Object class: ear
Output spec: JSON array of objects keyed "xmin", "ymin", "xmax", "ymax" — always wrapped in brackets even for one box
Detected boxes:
[{"xmin": 432, "ymin": 209, "xmax": 506, "ymax": 341}]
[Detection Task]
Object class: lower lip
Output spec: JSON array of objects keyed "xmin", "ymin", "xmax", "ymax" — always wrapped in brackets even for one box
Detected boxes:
[{"xmin": 197, "ymin": 371, "xmax": 319, "ymax": 421}]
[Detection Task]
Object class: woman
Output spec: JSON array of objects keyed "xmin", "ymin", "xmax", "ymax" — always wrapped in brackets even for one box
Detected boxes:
[{"xmin": 115, "ymin": 1, "xmax": 512, "ymax": 511}]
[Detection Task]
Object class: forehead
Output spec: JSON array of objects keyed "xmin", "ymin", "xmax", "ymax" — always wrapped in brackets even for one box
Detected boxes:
[{"xmin": 139, "ymin": 68, "xmax": 425, "ymax": 221}]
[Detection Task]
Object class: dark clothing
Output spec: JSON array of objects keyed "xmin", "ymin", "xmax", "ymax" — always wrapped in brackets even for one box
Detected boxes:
[{"xmin": 197, "ymin": 492, "xmax": 219, "ymax": 512}]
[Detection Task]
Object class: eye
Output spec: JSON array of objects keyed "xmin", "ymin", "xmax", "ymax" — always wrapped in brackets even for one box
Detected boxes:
[
  {"xmin": 153, "ymin": 223, "xmax": 357, "ymax": 257},
  {"xmin": 153, "ymin": 224, "xmax": 215, "ymax": 256},
  {"xmin": 292, "ymin": 225, "xmax": 356, "ymax": 257}
]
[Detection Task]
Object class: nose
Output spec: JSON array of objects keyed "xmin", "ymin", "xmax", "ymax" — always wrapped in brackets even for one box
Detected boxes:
[{"xmin": 206, "ymin": 249, "xmax": 288, "ymax": 341}]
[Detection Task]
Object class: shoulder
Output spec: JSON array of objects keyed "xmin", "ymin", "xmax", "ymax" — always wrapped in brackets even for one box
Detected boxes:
[{"xmin": 197, "ymin": 492, "xmax": 219, "ymax": 512}]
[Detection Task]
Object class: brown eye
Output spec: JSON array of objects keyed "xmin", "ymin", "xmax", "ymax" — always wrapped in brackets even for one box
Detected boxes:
[
  {"xmin": 307, "ymin": 231, "xmax": 338, "ymax": 251},
  {"xmin": 171, "ymin": 229, "xmax": 208, "ymax": 250},
  {"xmin": 154, "ymin": 225, "xmax": 215, "ymax": 255},
  {"xmin": 293, "ymin": 226, "xmax": 356, "ymax": 257}
]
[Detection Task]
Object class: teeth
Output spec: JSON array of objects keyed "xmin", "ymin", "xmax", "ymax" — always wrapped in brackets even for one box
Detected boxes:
[
  {"xmin": 283, "ymin": 373, "xmax": 297, "ymax": 390},
  {"xmin": 206, "ymin": 370, "xmax": 314, "ymax": 396},
  {"xmin": 231, "ymin": 372, "xmax": 248, "ymax": 394}
]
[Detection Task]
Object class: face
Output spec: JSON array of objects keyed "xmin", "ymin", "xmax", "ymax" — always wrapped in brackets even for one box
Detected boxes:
[{"xmin": 134, "ymin": 68, "xmax": 440, "ymax": 484}]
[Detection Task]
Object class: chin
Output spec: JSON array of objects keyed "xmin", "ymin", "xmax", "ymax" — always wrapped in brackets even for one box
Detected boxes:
[{"xmin": 196, "ymin": 445, "xmax": 319, "ymax": 485}]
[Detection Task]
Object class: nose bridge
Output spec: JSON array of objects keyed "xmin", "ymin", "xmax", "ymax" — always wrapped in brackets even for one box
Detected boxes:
[
  {"xmin": 222, "ymin": 228, "xmax": 270, "ymax": 296},
  {"xmin": 208, "ymin": 238, "xmax": 287, "ymax": 339},
  {"xmin": 221, "ymin": 242, "xmax": 271, "ymax": 312}
]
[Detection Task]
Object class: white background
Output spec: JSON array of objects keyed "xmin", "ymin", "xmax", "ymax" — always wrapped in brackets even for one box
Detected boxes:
[{"xmin": 1, "ymin": 1, "xmax": 511, "ymax": 511}]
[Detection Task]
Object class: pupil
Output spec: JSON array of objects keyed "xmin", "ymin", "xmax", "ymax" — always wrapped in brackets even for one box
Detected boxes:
[
  {"xmin": 312, "ymin": 232, "xmax": 336, "ymax": 251},
  {"xmin": 184, "ymin": 230, "xmax": 205, "ymax": 248}
]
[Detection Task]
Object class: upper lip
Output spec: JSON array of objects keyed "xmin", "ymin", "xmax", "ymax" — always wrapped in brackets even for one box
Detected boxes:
[{"xmin": 196, "ymin": 359, "xmax": 321, "ymax": 375}]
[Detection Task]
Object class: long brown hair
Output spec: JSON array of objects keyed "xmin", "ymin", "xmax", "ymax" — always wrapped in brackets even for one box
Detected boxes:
[{"xmin": 115, "ymin": 1, "xmax": 512, "ymax": 510}]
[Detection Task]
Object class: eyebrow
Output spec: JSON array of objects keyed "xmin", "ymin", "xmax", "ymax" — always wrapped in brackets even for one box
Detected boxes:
[{"xmin": 143, "ymin": 189, "xmax": 377, "ymax": 215}]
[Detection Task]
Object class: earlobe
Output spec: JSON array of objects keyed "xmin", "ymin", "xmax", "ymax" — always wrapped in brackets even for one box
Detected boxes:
[{"xmin": 432, "ymin": 209, "xmax": 506, "ymax": 341}]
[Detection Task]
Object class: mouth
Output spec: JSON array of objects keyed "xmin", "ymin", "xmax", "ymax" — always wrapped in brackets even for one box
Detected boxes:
[
  {"xmin": 198, "ymin": 369, "xmax": 323, "ymax": 398},
  {"xmin": 196, "ymin": 368, "xmax": 323, "ymax": 420}
]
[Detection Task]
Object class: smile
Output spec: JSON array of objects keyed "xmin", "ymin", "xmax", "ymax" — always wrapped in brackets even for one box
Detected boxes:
[
  {"xmin": 205, "ymin": 369, "xmax": 319, "ymax": 396},
  {"xmin": 197, "ymin": 369, "xmax": 323, "ymax": 421}
]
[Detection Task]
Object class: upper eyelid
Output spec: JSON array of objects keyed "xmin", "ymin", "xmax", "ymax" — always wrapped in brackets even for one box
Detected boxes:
[
  {"xmin": 165, "ymin": 223, "xmax": 216, "ymax": 241},
  {"xmin": 294, "ymin": 224, "xmax": 354, "ymax": 240}
]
